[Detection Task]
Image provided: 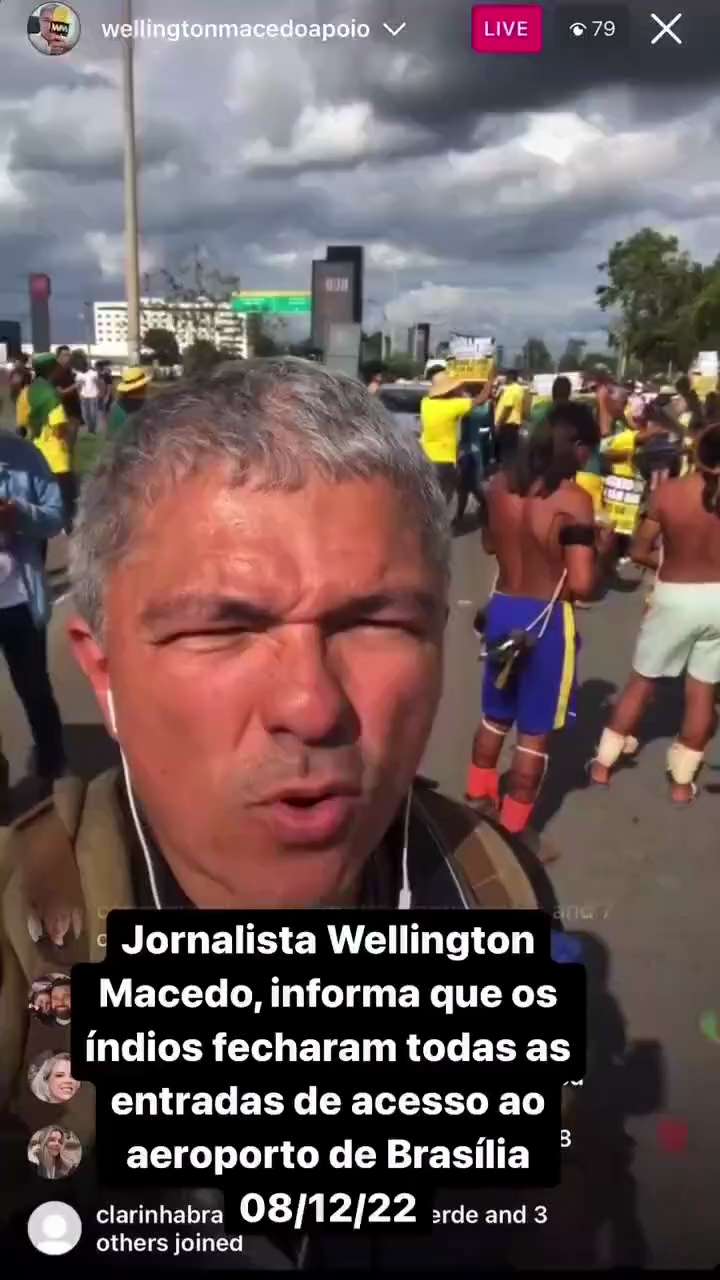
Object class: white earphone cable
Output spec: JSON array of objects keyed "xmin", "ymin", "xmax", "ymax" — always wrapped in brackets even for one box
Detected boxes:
[
  {"xmin": 398, "ymin": 790, "xmax": 412, "ymax": 910},
  {"xmin": 109, "ymin": 688, "xmax": 163, "ymax": 910},
  {"xmin": 119, "ymin": 747, "xmax": 163, "ymax": 911}
]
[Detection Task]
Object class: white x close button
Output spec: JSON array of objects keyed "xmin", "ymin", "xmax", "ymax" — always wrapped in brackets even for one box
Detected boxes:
[{"xmin": 650, "ymin": 12, "xmax": 683, "ymax": 45}]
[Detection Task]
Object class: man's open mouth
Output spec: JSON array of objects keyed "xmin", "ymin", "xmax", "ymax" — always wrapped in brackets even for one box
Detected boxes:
[{"xmin": 259, "ymin": 791, "xmax": 359, "ymax": 845}]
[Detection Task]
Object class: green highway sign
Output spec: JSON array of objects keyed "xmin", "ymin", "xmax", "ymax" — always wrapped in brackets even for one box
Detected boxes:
[{"xmin": 231, "ymin": 292, "xmax": 312, "ymax": 315}]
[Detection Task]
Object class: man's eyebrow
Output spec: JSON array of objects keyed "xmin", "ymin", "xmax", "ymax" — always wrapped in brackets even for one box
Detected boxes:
[
  {"xmin": 323, "ymin": 591, "xmax": 440, "ymax": 626},
  {"xmin": 140, "ymin": 596, "xmax": 276, "ymax": 629},
  {"xmin": 139, "ymin": 591, "xmax": 439, "ymax": 630}
]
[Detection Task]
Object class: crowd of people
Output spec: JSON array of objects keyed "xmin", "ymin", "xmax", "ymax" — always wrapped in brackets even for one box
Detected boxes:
[
  {"xmin": 406, "ymin": 358, "xmax": 720, "ymax": 833},
  {"xmin": 0, "ymin": 351, "xmax": 151, "ymax": 802},
  {"xmin": 1, "ymin": 349, "xmax": 718, "ymax": 823}
]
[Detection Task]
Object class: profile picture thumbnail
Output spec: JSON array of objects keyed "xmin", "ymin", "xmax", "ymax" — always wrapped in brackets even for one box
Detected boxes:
[
  {"xmin": 28, "ymin": 1051, "xmax": 81, "ymax": 1105},
  {"xmin": 28, "ymin": 973, "xmax": 71, "ymax": 1026},
  {"xmin": 27, "ymin": 1201, "xmax": 83, "ymax": 1255},
  {"xmin": 28, "ymin": 1125, "xmax": 82, "ymax": 1180},
  {"xmin": 27, "ymin": 4, "xmax": 81, "ymax": 56}
]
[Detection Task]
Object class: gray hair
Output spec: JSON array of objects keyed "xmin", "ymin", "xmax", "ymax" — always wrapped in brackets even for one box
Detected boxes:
[{"xmin": 70, "ymin": 357, "xmax": 451, "ymax": 636}]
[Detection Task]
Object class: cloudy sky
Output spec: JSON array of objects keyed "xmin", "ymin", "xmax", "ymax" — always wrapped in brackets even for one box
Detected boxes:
[{"xmin": 1, "ymin": 0, "xmax": 718, "ymax": 355}]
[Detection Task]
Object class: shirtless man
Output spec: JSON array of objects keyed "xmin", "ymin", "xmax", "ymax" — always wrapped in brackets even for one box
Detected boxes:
[
  {"xmin": 590, "ymin": 422, "xmax": 720, "ymax": 804},
  {"xmin": 466, "ymin": 402, "xmax": 602, "ymax": 834}
]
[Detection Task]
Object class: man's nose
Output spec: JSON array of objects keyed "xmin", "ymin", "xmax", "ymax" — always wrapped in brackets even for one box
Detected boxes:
[{"xmin": 260, "ymin": 628, "xmax": 356, "ymax": 746}]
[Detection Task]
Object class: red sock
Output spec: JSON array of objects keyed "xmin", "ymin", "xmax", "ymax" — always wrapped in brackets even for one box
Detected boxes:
[
  {"xmin": 500, "ymin": 795, "xmax": 535, "ymax": 834},
  {"xmin": 466, "ymin": 765, "xmax": 500, "ymax": 805}
]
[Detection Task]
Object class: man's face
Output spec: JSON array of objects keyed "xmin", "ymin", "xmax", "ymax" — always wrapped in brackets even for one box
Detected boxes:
[
  {"xmin": 70, "ymin": 468, "xmax": 447, "ymax": 908},
  {"xmin": 34, "ymin": 992, "xmax": 51, "ymax": 1014},
  {"xmin": 51, "ymin": 985, "xmax": 71, "ymax": 1018},
  {"xmin": 57, "ymin": 350, "xmax": 71, "ymax": 367},
  {"xmin": 40, "ymin": 9, "xmax": 54, "ymax": 39}
]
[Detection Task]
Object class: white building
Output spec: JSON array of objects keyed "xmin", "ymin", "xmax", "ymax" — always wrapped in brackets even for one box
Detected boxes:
[{"xmin": 93, "ymin": 297, "xmax": 248, "ymax": 361}]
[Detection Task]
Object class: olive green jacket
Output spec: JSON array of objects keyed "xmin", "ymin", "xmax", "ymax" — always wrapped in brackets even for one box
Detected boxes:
[{"xmin": 0, "ymin": 771, "xmax": 540, "ymax": 1150}]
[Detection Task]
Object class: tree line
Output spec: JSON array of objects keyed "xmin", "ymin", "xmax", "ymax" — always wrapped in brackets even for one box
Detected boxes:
[
  {"xmin": 596, "ymin": 227, "xmax": 720, "ymax": 376},
  {"xmin": 138, "ymin": 229, "xmax": 720, "ymax": 380}
]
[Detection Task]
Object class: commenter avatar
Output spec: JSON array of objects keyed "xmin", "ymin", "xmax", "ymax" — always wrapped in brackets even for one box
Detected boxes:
[
  {"xmin": 28, "ymin": 1126, "xmax": 82, "ymax": 1180},
  {"xmin": 29, "ymin": 1052, "xmax": 81, "ymax": 1104}
]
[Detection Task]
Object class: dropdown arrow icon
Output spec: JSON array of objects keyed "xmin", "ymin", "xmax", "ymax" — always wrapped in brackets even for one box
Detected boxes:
[{"xmin": 383, "ymin": 21, "xmax": 407, "ymax": 36}]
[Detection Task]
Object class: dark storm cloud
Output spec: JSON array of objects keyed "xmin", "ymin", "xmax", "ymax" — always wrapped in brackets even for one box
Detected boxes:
[
  {"xmin": 0, "ymin": 64, "xmax": 113, "ymax": 98},
  {"xmin": 10, "ymin": 115, "xmax": 185, "ymax": 178},
  {"xmin": 0, "ymin": 38, "xmax": 115, "ymax": 100},
  {"xmin": 307, "ymin": 0, "xmax": 720, "ymax": 154},
  {"xmin": 0, "ymin": 0, "xmax": 718, "ymax": 347}
]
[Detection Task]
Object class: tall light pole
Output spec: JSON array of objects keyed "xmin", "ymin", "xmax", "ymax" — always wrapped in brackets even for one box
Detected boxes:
[
  {"xmin": 122, "ymin": 0, "xmax": 141, "ymax": 365},
  {"xmin": 84, "ymin": 301, "xmax": 93, "ymax": 361}
]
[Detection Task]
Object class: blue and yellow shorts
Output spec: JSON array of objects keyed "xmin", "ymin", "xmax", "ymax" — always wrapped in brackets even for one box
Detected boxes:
[{"xmin": 482, "ymin": 594, "xmax": 578, "ymax": 736}]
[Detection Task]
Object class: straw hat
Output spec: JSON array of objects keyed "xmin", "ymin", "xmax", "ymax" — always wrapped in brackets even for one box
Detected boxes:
[
  {"xmin": 117, "ymin": 366, "xmax": 152, "ymax": 394},
  {"xmin": 427, "ymin": 371, "xmax": 467, "ymax": 399}
]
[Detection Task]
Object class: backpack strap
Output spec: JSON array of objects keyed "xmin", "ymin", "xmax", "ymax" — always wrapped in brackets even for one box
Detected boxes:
[
  {"xmin": 13, "ymin": 777, "xmax": 87, "ymax": 949},
  {"xmin": 451, "ymin": 818, "xmax": 540, "ymax": 910},
  {"xmin": 0, "ymin": 771, "xmax": 133, "ymax": 1148},
  {"xmin": 0, "ymin": 779, "xmax": 89, "ymax": 1114},
  {"xmin": 414, "ymin": 787, "xmax": 539, "ymax": 910}
]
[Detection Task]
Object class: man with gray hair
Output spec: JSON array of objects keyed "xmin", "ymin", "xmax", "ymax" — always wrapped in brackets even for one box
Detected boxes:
[
  {"xmin": 36, "ymin": 4, "xmax": 72, "ymax": 54},
  {"xmin": 0, "ymin": 359, "xmax": 542, "ymax": 1267}
]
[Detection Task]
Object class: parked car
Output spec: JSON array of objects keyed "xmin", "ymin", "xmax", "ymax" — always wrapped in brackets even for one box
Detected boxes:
[{"xmin": 378, "ymin": 382, "xmax": 429, "ymax": 436}]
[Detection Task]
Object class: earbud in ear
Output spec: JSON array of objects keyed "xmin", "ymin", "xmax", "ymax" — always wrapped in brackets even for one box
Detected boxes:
[{"xmin": 107, "ymin": 688, "xmax": 118, "ymax": 738}]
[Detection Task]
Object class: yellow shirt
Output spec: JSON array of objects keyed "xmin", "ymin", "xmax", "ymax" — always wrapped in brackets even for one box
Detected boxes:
[
  {"xmin": 495, "ymin": 382, "xmax": 525, "ymax": 427},
  {"xmin": 35, "ymin": 404, "xmax": 71, "ymax": 475},
  {"xmin": 420, "ymin": 396, "xmax": 472, "ymax": 464},
  {"xmin": 16, "ymin": 386, "xmax": 30, "ymax": 430}
]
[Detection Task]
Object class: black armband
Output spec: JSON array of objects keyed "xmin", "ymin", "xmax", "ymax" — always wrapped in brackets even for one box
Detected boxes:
[{"xmin": 559, "ymin": 523, "xmax": 596, "ymax": 548}]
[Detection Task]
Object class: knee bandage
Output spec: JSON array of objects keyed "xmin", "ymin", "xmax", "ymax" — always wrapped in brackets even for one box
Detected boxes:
[
  {"xmin": 595, "ymin": 729, "xmax": 639, "ymax": 769},
  {"xmin": 516, "ymin": 744, "xmax": 549, "ymax": 781},
  {"xmin": 667, "ymin": 741, "xmax": 704, "ymax": 786},
  {"xmin": 482, "ymin": 718, "xmax": 508, "ymax": 737}
]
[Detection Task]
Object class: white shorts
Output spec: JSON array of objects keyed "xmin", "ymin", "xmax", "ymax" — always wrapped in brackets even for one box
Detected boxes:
[{"xmin": 633, "ymin": 581, "xmax": 720, "ymax": 684}]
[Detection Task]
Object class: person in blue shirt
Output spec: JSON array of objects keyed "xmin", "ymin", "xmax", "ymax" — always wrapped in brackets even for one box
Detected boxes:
[{"xmin": 0, "ymin": 430, "xmax": 66, "ymax": 789}]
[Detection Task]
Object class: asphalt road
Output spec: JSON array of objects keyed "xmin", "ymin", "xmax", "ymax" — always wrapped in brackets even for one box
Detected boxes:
[{"xmin": 1, "ymin": 522, "xmax": 718, "ymax": 1268}]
